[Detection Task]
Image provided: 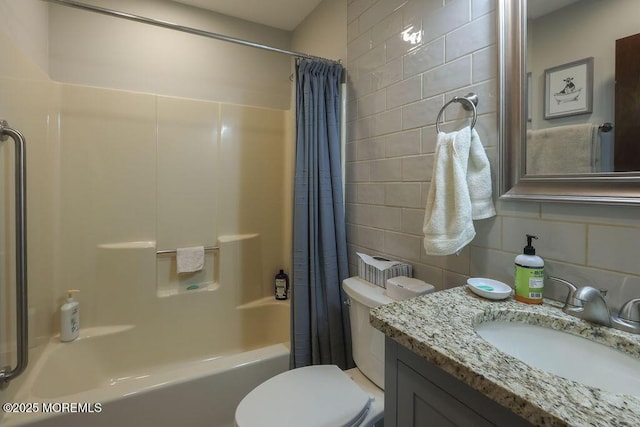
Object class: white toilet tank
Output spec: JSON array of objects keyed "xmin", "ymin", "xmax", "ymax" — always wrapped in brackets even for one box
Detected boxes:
[{"xmin": 342, "ymin": 277, "xmax": 395, "ymax": 390}]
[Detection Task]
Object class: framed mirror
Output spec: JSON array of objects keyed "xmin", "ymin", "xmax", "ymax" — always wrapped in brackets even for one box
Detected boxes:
[{"xmin": 498, "ymin": 0, "xmax": 640, "ymax": 204}]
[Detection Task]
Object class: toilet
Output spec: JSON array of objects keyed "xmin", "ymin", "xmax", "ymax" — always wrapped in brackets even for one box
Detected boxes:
[{"xmin": 234, "ymin": 276, "xmax": 434, "ymax": 427}]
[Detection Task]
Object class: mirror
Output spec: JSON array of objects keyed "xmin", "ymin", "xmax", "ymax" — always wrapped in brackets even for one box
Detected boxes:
[{"xmin": 498, "ymin": 0, "xmax": 640, "ymax": 204}]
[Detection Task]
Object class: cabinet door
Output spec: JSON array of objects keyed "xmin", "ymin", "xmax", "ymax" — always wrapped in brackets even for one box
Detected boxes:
[{"xmin": 397, "ymin": 360, "xmax": 494, "ymax": 427}]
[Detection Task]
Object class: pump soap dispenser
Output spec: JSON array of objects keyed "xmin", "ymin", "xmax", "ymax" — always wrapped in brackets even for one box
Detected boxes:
[
  {"xmin": 514, "ymin": 235, "xmax": 544, "ymax": 305},
  {"xmin": 60, "ymin": 290, "xmax": 80, "ymax": 342}
]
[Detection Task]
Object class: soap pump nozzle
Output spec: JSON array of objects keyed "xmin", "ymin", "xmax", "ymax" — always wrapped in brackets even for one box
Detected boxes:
[
  {"xmin": 66, "ymin": 289, "xmax": 80, "ymax": 302},
  {"xmin": 523, "ymin": 234, "xmax": 538, "ymax": 255}
]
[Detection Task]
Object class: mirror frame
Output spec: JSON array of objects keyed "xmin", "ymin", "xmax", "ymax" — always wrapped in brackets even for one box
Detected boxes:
[{"xmin": 498, "ymin": 0, "xmax": 640, "ymax": 205}]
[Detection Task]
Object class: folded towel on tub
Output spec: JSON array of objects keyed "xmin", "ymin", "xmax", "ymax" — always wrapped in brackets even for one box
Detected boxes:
[{"xmin": 176, "ymin": 246, "xmax": 204, "ymax": 274}]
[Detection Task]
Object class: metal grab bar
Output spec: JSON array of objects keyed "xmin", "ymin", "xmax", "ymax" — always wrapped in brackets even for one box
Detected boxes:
[{"xmin": 0, "ymin": 120, "xmax": 28, "ymax": 389}]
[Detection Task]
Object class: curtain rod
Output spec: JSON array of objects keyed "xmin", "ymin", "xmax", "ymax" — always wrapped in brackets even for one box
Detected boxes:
[{"xmin": 44, "ymin": 0, "xmax": 340, "ymax": 64}]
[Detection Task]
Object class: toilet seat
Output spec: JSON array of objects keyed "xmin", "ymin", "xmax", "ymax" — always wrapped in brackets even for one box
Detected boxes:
[{"xmin": 235, "ymin": 365, "xmax": 372, "ymax": 427}]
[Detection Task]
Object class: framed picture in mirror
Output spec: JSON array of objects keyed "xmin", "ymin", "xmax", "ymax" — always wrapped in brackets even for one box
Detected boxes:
[{"xmin": 544, "ymin": 57, "xmax": 593, "ymax": 119}]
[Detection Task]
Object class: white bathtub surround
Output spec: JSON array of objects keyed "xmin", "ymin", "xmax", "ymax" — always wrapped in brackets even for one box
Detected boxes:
[{"xmin": 3, "ymin": 300, "xmax": 290, "ymax": 427}]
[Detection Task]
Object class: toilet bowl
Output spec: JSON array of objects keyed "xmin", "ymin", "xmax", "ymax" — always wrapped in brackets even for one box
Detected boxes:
[{"xmin": 234, "ymin": 276, "xmax": 433, "ymax": 427}]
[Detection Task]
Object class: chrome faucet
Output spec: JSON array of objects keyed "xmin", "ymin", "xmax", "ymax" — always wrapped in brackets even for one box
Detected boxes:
[
  {"xmin": 548, "ymin": 276, "xmax": 640, "ymax": 334},
  {"xmin": 611, "ymin": 298, "xmax": 640, "ymax": 334},
  {"xmin": 547, "ymin": 276, "xmax": 611, "ymax": 327}
]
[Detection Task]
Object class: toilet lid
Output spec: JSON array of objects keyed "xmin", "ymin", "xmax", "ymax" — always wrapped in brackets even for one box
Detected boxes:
[{"xmin": 235, "ymin": 365, "xmax": 372, "ymax": 427}]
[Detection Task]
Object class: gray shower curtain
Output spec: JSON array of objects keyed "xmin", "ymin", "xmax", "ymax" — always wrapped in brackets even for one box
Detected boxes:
[{"xmin": 291, "ymin": 59, "xmax": 353, "ymax": 370}]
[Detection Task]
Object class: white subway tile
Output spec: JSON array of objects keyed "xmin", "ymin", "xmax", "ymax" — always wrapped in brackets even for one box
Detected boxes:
[
  {"xmin": 402, "ymin": 0, "xmax": 443, "ymax": 32},
  {"xmin": 359, "ymin": 0, "xmax": 409, "ymax": 33},
  {"xmin": 402, "ymin": 154, "xmax": 434, "ymax": 181},
  {"xmin": 372, "ymin": 108, "xmax": 403, "ymax": 136},
  {"xmin": 348, "ymin": 72, "xmax": 374, "ymax": 100},
  {"xmin": 588, "ymin": 225, "xmax": 640, "ymax": 276},
  {"xmin": 423, "ymin": 56, "xmax": 472, "ymax": 99},
  {"xmin": 387, "ymin": 75, "xmax": 422, "ymax": 109},
  {"xmin": 349, "ymin": 116, "xmax": 372, "ymax": 141},
  {"xmin": 346, "ymin": 161, "xmax": 371, "ymax": 182},
  {"xmin": 402, "ymin": 208, "xmax": 425, "ymax": 235},
  {"xmin": 469, "ymin": 247, "xmax": 515, "ymax": 286},
  {"xmin": 402, "ymin": 96, "xmax": 443, "ymax": 129},
  {"xmin": 541, "ymin": 260, "xmax": 640, "ymax": 310},
  {"xmin": 357, "ymin": 183, "xmax": 386, "ymax": 204},
  {"xmin": 472, "ymin": 45, "xmax": 497, "ymax": 83},
  {"xmin": 445, "ymin": 12, "xmax": 496, "ymax": 61},
  {"xmin": 352, "ymin": 204, "xmax": 404, "ymax": 230},
  {"xmin": 386, "ymin": 30, "xmax": 423, "ymax": 62},
  {"xmin": 471, "ymin": 215, "xmax": 501, "ymax": 250},
  {"xmin": 384, "ymin": 231, "xmax": 422, "ymax": 262},
  {"xmin": 496, "ymin": 200, "xmax": 540, "ymax": 218},
  {"xmin": 443, "ymin": 271, "xmax": 470, "ymax": 289},
  {"xmin": 403, "ymin": 37, "xmax": 445, "ymax": 78},
  {"xmin": 474, "ymin": 112, "xmax": 498, "ymax": 147},
  {"xmin": 385, "ymin": 182, "xmax": 423, "ymax": 208},
  {"xmin": 358, "ymin": 89, "xmax": 387, "ymax": 118},
  {"xmin": 356, "ymin": 44, "xmax": 387, "ymax": 75},
  {"xmin": 421, "ymin": 245, "xmax": 470, "ymax": 274},
  {"xmin": 472, "ymin": 0, "xmax": 496, "ymax": 18},
  {"xmin": 542, "ymin": 204, "xmax": 640, "ymax": 228},
  {"xmin": 421, "ymin": 125, "xmax": 438, "ymax": 153},
  {"xmin": 348, "ymin": 0, "xmax": 375, "ymax": 23},
  {"xmin": 371, "ymin": 57, "xmax": 403, "ymax": 90},
  {"xmin": 502, "ymin": 217, "xmax": 586, "ymax": 265},
  {"xmin": 346, "ymin": 141, "xmax": 357, "ymax": 161},
  {"xmin": 348, "ymin": 19, "xmax": 360, "ymax": 43},
  {"xmin": 355, "ymin": 225, "xmax": 386, "ymax": 249},
  {"xmin": 370, "ymin": 157, "xmax": 403, "ymax": 181},
  {"xmin": 412, "ymin": 262, "xmax": 445, "ymax": 290},
  {"xmin": 345, "ymin": 183, "xmax": 357, "ymax": 203},
  {"xmin": 386, "ymin": 129, "xmax": 421, "ymax": 157},
  {"xmin": 371, "ymin": 9, "xmax": 404, "ymax": 47},
  {"xmin": 356, "ymin": 136, "xmax": 386, "ymax": 160},
  {"xmin": 423, "ymin": 0, "xmax": 470, "ymax": 43},
  {"xmin": 348, "ymin": 31, "xmax": 374, "ymax": 61}
]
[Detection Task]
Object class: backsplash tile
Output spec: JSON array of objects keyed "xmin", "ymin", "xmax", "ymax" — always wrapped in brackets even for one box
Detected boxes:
[
  {"xmin": 502, "ymin": 217, "xmax": 587, "ymax": 265},
  {"xmin": 588, "ymin": 225, "xmax": 640, "ymax": 276}
]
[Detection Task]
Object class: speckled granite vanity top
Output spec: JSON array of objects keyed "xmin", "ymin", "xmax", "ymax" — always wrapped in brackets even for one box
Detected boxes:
[{"xmin": 370, "ymin": 286, "xmax": 640, "ymax": 426}]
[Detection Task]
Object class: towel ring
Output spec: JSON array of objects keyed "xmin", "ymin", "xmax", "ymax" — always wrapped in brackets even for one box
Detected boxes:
[{"xmin": 435, "ymin": 93, "xmax": 478, "ymax": 134}]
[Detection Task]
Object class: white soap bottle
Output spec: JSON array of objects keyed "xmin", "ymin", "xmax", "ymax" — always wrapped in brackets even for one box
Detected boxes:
[{"xmin": 60, "ymin": 290, "xmax": 80, "ymax": 342}]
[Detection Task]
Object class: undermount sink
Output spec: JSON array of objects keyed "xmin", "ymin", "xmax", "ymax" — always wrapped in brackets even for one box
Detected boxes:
[{"xmin": 475, "ymin": 321, "xmax": 640, "ymax": 397}]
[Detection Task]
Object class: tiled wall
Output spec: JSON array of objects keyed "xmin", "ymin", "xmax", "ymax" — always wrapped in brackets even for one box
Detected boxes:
[{"xmin": 345, "ymin": 0, "xmax": 640, "ymax": 309}]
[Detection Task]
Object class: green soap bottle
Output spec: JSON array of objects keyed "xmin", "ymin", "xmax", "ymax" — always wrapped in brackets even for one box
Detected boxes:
[{"xmin": 514, "ymin": 235, "xmax": 544, "ymax": 304}]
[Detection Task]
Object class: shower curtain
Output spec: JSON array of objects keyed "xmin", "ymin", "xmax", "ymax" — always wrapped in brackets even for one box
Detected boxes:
[{"xmin": 291, "ymin": 59, "xmax": 353, "ymax": 370}]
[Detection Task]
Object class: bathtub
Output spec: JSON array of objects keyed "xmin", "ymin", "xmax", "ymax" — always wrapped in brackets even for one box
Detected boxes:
[{"xmin": 2, "ymin": 298, "xmax": 290, "ymax": 427}]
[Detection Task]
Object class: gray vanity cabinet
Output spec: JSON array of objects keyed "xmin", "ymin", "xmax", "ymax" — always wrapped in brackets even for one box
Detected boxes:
[{"xmin": 384, "ymin": 338, "xmax": 533, "ymax": 427}]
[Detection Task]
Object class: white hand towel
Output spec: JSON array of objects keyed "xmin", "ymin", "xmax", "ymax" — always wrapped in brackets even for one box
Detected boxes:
[
  {"xmin": 423, "ymin": 127, "xmax": 476, "ymax": 256},
  {"xmin": 467, "ymin": 129, "xmax": 496, "ymax": 220},
  {"xmin": 176, "ymin": 246, "xmax": 204, "ymax": 274}
]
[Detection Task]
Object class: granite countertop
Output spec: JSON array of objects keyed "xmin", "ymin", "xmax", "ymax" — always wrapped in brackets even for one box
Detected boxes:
[{"xmin": 370, "ymin": 286, "xmax": 640, "ymax": 426}]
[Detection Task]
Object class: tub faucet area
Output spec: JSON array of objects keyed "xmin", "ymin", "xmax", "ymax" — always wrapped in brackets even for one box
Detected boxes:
[{"xmin": 548, "ymin": 276, "xmax": 640, "ymax": 333}]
